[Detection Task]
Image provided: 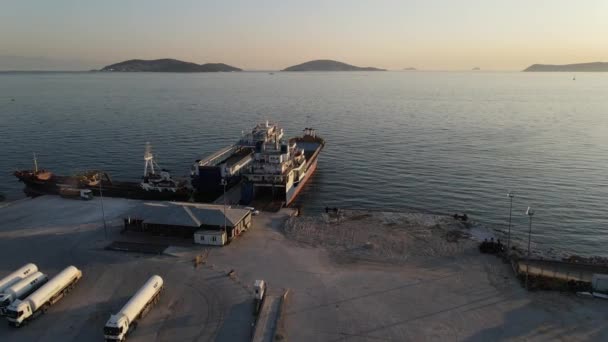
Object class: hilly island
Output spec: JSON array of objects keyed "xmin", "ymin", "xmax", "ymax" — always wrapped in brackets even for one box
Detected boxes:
[
  {"xmin": 283, "ymin": 59, "xmax": 385, "ymax": 71},
  {"xmin": 101, "ymin": 59, "xmax": 241, "ymax": 72},
  {"xmin": 524, "ymin": 62, "xmax": 608, "ymax": 72}
]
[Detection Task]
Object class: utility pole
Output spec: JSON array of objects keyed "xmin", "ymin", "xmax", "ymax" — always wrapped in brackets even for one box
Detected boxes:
[
  {"xmin": 507, "ymin": 191, "xmax": 514, "ymax": 256},
  {"xmin": 221, "ymin": 178, "xmax": 227, "ymax": 232},
  {"xmin": 525, "ymin": 206, "xmax": 534, "ymax": 290}
]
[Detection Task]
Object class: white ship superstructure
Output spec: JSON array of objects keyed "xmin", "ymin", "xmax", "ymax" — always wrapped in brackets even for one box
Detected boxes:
[{"xmin": 240, "ymin": 121, "xmax": 324, "ymax": 206}]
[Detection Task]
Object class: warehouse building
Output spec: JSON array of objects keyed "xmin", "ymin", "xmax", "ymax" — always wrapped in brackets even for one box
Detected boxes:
[{"xmin": 123, "ymin": 202, "xmax": 252, "ymax": 245}]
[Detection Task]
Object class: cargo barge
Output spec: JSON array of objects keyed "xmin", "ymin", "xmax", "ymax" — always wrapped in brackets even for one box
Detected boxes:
[{"xmin": 14, "ymin": 145, "xmax": 191, "ymax": 201}]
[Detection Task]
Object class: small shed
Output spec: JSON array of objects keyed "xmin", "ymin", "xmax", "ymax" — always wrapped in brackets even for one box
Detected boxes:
[{"xmin": 194, "ymin": 230, "xmax": 227, "ymax": 246}]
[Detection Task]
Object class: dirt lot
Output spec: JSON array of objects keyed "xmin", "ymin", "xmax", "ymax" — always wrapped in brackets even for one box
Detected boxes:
[{"xmin": 211, "ymin": 209, "xmax": 608, "ymax": 341}]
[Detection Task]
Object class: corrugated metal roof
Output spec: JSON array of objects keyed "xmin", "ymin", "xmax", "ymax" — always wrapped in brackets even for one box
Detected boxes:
[{"xmin": 127, "ymin": 202, "xmax": 250, "ymax": 228}]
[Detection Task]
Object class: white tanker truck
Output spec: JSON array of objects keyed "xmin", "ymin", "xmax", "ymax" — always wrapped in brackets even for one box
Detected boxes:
[
  {"xmin": 0, "ymin": 264, "xmax": 38, "ymax": 293},
  {"xmin": 104, "ymin": 275, "xmax": 164, "ymax": 341},
  {"xmin": 6, "ymin": 266, "xmax": 82, "ymax": 327},
  {"xmin": 0, "ymin": 272, "xmax": 48, "ymax": 315}
]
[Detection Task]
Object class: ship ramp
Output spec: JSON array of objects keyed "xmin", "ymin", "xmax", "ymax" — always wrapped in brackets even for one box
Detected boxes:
[{"xmin": 197, "ymin": 145, "xmax": 238, "ymax": 167}]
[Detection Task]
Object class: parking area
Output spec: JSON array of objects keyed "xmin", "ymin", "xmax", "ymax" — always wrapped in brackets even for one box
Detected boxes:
[{"xmin": 0, "ymin": 196, "xmax": 254, "ymax": 342}]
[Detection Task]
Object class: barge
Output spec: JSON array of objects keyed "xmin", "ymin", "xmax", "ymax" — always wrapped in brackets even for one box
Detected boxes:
[{"xmin": 14, "ymin": 145, "xmax": 191, "ymax": 201}]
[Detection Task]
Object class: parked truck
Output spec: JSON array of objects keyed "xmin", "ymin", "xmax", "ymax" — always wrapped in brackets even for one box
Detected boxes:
[
  {"xmin": 0, "ymin": 264, "xmax": 38, "ymax": 293},
  {"xmin": 104, "ymin": 275, "xmax": 164, "ymax": 341},
  {"xmin": 253, "ymin": 279, "xmax": 266, "ymax": 314},
  {"xmin": 0, "ymin": 272, "xmax": 48, "ymax": 315},
  {"xmin": 5, "ymin": 266, "xmax": 82, "ymax": 327}
]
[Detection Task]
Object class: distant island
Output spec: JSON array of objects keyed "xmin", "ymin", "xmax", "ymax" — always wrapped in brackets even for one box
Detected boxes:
[
  {"xmin": 403, "ymin": 67, "xmax": 417, "ymax": 71},
  {"xmin": 472, "ymin": 67, "xmax": 480, "ymax": 71},
  {"xmin": 524, "ymin": 62, "xmax": 608, "ymax": 72},
  {"xmin": 100, "ymin": 59, "xmax": 242, "ymax": 72},
  {"xmin": 282, "ymin": 59, "xmax": 385, "ymax": 72}
]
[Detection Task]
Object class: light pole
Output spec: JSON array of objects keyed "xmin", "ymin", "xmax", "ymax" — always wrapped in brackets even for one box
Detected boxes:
[
  {"xmin": 507, "ymin": 191, "xmax": 514, "ymax": 255},
  {"xmin": 99, "ymin": 172, "xmax": 108, "ymax": 239},
  {"xmin": 525, "ymin": 206, "xmax": 534, "ymax": 290},
  {"xmin": 221, "ymin": 178, "xmax": 227, "ymax": 232}
]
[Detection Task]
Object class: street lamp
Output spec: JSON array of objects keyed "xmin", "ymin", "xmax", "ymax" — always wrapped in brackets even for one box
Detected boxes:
[
  {"xmin": 98, "ymin": 172, "xmax": 108, "ymax": 239},
  {"xmin": 507, "ymin": 191, "xmax": 514, "ymax": 255},
  {"xmin": 220, "ymin": 178, "xmax": 227, "ymax": 231},
  {"xmin": 525, "ymin": 206, "xmax": 534, "ymax": 290}
]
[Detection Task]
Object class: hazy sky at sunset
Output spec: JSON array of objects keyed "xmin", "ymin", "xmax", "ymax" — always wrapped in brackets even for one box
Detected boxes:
[{"xmin": 1, "ymin": 0, "xmax": 607, "ymax": 70}]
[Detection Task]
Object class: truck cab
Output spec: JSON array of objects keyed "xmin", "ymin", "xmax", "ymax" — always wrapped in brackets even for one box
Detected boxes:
[
  {"xmin": 104, "ymin": 314, "xmax": 129, "ymax": 341},
  {"xmin": 0, "ymin": 295, "xmax": 11, "ymax": 309},
  {"xmin": 0, "ymin": 272, "xmax": 48, "ymax": 315},
  {"xmin": 253, "ymin": 280, "xmax": 267, "ymax": 314},
  {"xmin": 80, "ymin": 189, "xmax": 93, "ymax": 200},
  {"xmin": 5, "ymin": 300, "xmax": 32, "ymax": 326},
  {"xmin": 254, "ymin": 280, "xmax": 266, "ymax": 300},
  {"xmin": 0, "ymin": 294, "xmax": 14, "ymax": 315}
]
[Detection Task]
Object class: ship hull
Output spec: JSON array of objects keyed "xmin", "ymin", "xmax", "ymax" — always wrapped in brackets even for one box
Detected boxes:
[
  {"xmin": 15, "ymin": 175, "xmax": 190, "ymax": 201},
  {"xmin": 285, "ymin": 156, "xmax": 318, "ymax": 206}
]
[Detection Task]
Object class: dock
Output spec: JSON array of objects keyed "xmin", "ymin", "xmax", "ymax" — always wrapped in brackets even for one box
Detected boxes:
[{"xmin": 514, "ymin": 258, "xmax": 608, "ymax": 290}]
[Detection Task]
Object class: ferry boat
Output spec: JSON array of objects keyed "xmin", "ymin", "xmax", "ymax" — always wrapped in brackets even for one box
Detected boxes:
[{"xmin": 239, "ymin": 122, "xmax": 324, "ymax": 206}]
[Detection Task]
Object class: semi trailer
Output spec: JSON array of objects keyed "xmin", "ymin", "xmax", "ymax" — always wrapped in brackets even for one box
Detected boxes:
[
  {"xmin": 0, "ymin": 264, "xmax": 38, "ymax": 293},
  {"xmin": 104, "ymin": 275, "xmax": 164, "ymax": 341},
  {"xmin": 6, "ymin": 266, "xmax": 82, "ymax": 327},
  {"xmin": 0, "ymin": 272, "xmax": 48, "ymax": 315}
]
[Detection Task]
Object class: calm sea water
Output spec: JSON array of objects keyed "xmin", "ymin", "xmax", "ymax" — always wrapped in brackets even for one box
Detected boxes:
[{"xmin": 1, "ymin": 71, "xmax": 607, "ymax": 256}]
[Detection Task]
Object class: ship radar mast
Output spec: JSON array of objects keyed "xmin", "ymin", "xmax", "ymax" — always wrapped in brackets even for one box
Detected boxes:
[{"xmin": 143, "ymin": 142, "xmax": 159, "ymax": 176}]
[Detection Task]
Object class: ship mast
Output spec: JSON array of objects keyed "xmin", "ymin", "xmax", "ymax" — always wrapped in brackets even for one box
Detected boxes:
[
  {"xmin": 143, "ymin": 142, "xmax": 156, "ymax": 176},
  {"xmin": 33, "ymin": 152, "xmax": 38, "ymax": 173}
]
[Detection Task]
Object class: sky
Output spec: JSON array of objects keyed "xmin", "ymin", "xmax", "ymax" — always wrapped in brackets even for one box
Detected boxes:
[{"xmin": 1, "ymin": 0, "xmax": 607, "ymax": 70}]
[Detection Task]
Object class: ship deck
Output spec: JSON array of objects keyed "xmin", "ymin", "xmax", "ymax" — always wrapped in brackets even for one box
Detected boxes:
[{"xmin": 223, "ymin": 148, "xmax": 253, "ymax": 167}]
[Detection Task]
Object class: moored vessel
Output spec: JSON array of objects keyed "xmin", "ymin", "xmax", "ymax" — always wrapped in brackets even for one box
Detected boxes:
[
  {"xmin": 14, "ymin": 145, "xmax": 191, "ymax": 201},
  {"xmin": 239, "ymin": 122, "xmax": 324, "ymax": 206}
]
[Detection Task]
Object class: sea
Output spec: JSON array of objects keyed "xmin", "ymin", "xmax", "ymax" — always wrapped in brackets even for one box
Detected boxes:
[{"xmin": 1, "ymin": 71, "xmax": 607, "ymax": 257}]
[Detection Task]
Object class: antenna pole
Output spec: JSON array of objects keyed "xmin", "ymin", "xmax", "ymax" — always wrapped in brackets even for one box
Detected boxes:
[{"xmin": 33, "ymin": 153, "xmax": 38, "ymax": 173}]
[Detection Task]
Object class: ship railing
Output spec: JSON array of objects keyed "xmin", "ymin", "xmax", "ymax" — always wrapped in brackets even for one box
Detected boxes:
[{"xmin": 197, "ymin": 145, "xmax": 237, "ymax": 167}]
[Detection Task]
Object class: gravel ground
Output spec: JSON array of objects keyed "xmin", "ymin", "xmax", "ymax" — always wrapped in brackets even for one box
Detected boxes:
[{"xmin": 284, "ymin": 210, "xmax": 485, "ymax": 263}]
